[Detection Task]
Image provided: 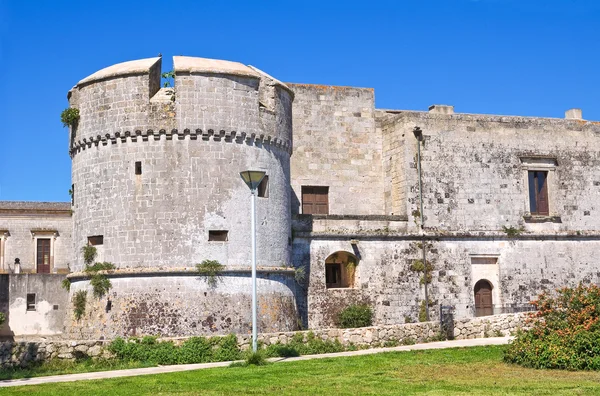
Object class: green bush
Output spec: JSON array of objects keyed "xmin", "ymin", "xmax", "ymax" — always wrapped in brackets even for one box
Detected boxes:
[
  {"xmin": 196, "ymin": 259, "xmax": 224, "ymax": 287},
  {"xmin": 504, "ymin": 283, "xmax": 600, "ymax": 370},
  {"xmin": 60, "ymin": 108, "xmax": 80, "ymax": 127},
  {"xmin": 338, "ymin": 304, "xmax": 373, "ymax": 328},
  {"xmin": 0, "ymin": 312, "xmax": 5, "ymax": 326},
  {"xmin": 108, "ymin": 334, "xmax": 242, "ymax": 365},
  {"xmin": 73, "ymin": 290, "xmax": 87, "ymax": 320}
]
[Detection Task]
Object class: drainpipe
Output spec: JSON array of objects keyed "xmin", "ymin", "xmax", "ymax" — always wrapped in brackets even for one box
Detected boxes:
[{"xmin": 413, "ymin": 126, "xmax": 429, "ymax": 321}]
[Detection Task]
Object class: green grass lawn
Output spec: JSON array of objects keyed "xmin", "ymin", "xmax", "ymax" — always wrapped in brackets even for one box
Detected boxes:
[{"xmin": 3, "ymin": 345, "xmax": 600, "ymax": 395}]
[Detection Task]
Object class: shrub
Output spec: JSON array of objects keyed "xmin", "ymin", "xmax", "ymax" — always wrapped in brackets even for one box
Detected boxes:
[
  {"xmin": 504, "ymin": 283, "xmax": 600, "ymax": 370},
  {"xmin": 81, "ymin": 246, "xmax": 97, "ymax": 266},
  {"xmin": 108, "ymin": 334, "xmax": 242, "ymax": 365},
  {"xmin": 73, "ymin": 290, "xmax": 87, "ymax": 320},
  {"xmin": 61, "ymin": 278, "xmax": 71, "ymax": 292},
  {"xmin": 0, "ymin": 312, "xmax": 5, "ymax": 326},
  {"xmin": 60, "ymin": 108, "xmax": 80, "ymax": 127},
  {"xmin": 338, "ymin": 304, "xmax": 373, "ymax": 328},
  {"xmin": 85, "ymin": 262, "xmax": 115, "ymax": 298},
  {"xmin": 196, "ymin": 260, "xmax": 224, "ymax": 287}
]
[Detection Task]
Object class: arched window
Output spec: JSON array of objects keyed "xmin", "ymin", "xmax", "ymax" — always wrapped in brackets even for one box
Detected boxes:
[
  {"xmin": 474, "ymin": 279, "xmax": 493, "ymax": 317},
  {"xmin": 325, "ymin": 251, "xmax": 358, "ymax": 289}
]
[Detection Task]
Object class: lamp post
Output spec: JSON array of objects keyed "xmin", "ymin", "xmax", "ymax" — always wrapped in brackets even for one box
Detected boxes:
[
  {"xmin": 240, "ymin": 170, "xmax": 266, "ymax": 353},
  {"xmin": 413, "ymin": 126, "xmax": 429, "ymax": 322}
]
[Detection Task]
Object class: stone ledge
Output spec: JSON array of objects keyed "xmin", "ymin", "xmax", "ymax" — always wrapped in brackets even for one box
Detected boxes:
[{"xmin": 66, "ymin": 265, "xmax": 295, "ymax": 280}]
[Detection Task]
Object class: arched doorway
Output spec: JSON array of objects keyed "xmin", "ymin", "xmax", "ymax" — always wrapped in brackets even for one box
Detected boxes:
[
  {"xmin": 474, "ymin": 280, "xmax": 493, "ymax": 317},
  {"xmin": 325, "ymin": 251, "xmax": 358, "ymax": 289}
]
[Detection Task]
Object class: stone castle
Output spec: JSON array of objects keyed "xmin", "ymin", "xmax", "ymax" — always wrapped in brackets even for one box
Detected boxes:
[{"xmin": 1, "ymin": 55, "xmax": 599, "ymax": 339}]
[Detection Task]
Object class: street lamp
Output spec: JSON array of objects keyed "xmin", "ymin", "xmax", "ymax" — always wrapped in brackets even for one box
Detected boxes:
[{"xmin": 240, "ymin": 170, "xmax": 266, "ymax": 353}]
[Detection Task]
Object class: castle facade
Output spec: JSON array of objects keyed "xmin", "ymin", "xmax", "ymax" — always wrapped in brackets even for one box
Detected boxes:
[{"xmin": 1, "ymin": 56, "xmax": 599, "ymax": 338}]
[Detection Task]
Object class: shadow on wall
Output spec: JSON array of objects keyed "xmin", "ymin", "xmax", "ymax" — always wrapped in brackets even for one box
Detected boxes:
[
  {"xmin": 0, "ymin": 274, "xmax": 15, "ymax": 341},
  {"xmin": 291, "ymin": 189, "xmax": 301, "ymax": 216}
]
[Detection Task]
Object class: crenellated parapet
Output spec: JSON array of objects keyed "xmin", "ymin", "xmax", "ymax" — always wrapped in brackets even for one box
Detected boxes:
[
  {"xmin": 68, "ymin": 56, "xmax": 294, "ymax": 153},
  {"xmin": 69, "ymin": 128, "xmax": 292, "ymax": 156}
]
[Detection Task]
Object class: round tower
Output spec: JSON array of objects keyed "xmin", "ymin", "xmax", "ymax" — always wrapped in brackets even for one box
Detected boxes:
[{"xmin": 66, "ymin": 56, "xmax": 297, "ymax": 339}]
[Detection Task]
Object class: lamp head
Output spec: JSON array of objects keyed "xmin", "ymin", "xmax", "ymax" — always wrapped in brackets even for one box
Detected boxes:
[
  {"xmin": 413, "ymin": 126, "xmax": 423, "ymax": 141},
  {"xmin": 240, "ymin": 170, "xmax": 266, "ymax": 191}
]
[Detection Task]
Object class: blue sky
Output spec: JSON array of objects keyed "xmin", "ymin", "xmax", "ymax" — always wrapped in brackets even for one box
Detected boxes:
[{"xmin": 0, "ymin": 0, "xmax": 598, "ymax": 202}]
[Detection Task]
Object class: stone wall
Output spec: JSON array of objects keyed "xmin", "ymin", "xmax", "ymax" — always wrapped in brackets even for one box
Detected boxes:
[
  {"xmin": 0, "ymin": 313, "xmax": 529, "ymax": 368},
  {"xmin": 288, "ymin": 84, "xmax": 384, "ymax": 216},
  {"xmin": 453, "ymin": 313, "xmax": 528, "ymax": 340}
]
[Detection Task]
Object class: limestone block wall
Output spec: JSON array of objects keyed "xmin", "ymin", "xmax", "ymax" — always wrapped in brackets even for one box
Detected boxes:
[
  {"xmin": 288, "ymin": 84, "xmax": 384, "ymax": 216},
  {"xmin": 0, "ymin": 202, "xmax": 72, "ymax": 274},
  {"xmin": 65, "ymin": 271, "xmax": 298, "ymax": 339},
  {"xmin": 294, "ymin": 220, "xmax": 600, "ymax": 329},
  {"xmin": 384, "ymin": 110, "xmax": 600, "ymax": 232},
  {"xmin": 378, "ymin": 111, "xmax": 408, "ymax": 217}
]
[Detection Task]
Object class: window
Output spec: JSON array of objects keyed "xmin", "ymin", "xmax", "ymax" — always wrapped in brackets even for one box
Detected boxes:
[
  {"xmin": 325, "ymin": 251, "xmax": 358, "ymax": 289},
  {"xmin": 208, "ymin": 230, "xmax": 228, "ymax": 242},
  {"xmin": 257, "ymin": 176, "xmax": 269, "ymax": 198},
  {"xmin": 302, "ymin": 186, "xmax": 329, "ymax": 215},
  {"xmin": 88, "ymin": 236, "xmax": 104, "ymax": 246},
  {"xmin": 36, "ymin": 239, "xmax": 51, "ymax": 274},
  {"xmin": 27, "ymin": 293, "xmax": 36, "ymax": 311},
  {"xmin": 135, "ymin": 161, "xmax": 142, "ymax": 175},
  {"xmin": 71, "ymin": 184, "xmax": 75, "ymax": 205},
  {"xmin": 528, "ymin": 171, "xmax": 549, "ymax": 215}
]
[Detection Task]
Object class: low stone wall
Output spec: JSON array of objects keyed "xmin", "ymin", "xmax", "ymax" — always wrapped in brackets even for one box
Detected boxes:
[
  {"xmin": 453, "ymin": 313, "xmax": 529, "ymax": 340},
  {"xmin": 0, "ymin": 312, "xmax": 531, "ymax": 368},
  {"xmin": 0, "ymin": 340, "xmax": 112, "ymax": 368},
  {"xmin": 236, "ymin": 321, "xmax": 441, "ymax": 350}
]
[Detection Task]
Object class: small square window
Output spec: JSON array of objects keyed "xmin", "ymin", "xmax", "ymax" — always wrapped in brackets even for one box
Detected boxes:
[
  {"xmin": 302, "ymin": 186, "xmax": 329, "ymax": 215},
  {"xmin": 27, "ymin": 293, "xmax": 36, "ymax": 311},
  {"xmin": 258, "ymin": 176, "xmax": 269, "ymax": 198},
  {"xmin": 88, "ymin": 235, "xmax": 104, "ymax": 246},
  {"xmin": 135, "ymin": 161, "xmax": 142, "ymax": 175},
  {"xmin": 208, "ymin": 230, "xmax": 228, "ymax": 242}
]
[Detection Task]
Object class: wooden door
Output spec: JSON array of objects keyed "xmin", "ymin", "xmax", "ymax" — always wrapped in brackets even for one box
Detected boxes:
[
  {"xmin": 474, "ymin": 280, "xmax": 493, "ymax": 317},
  {"xmin": 37, "ymin": 239, "xmax": 51, "ymax": 273}
]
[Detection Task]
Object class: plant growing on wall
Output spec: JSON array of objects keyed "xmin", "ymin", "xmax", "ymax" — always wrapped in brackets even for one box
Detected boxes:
[
  {"xmin": 196, "ymin": 260, "xmax": 225, "ymax": 287},
  {"xmin": 82, "ymin": 245, "xmax": 97, "ymax": 266},
  {"xmin": 294, "ymin": 266, "xmax": 306, "ymax": 284},
  {"xmin": 410, "ymin": 259, "xmax": 434, "ymax": 285},
  {"xmin": 85, "ymin": 262, "xmax": 116, "ymax": 298},
  {"xmin": 0, "ymin": 312, "xmax": 5, "ymax": 326},
  {"xmin": 60, "ymin": 108, "xmax": 80, "ymax": 128},
  {"xmin": 502, "ymin": 225, "xmax": 525, "ymax": 238},
  {"xmin": 73, "ymin": 290, "xmax": 87, "ymax": 320},
  {"xmin": 61, "ymin": 278, "xmax": 71, "ymax": 292},
  {"xmin": 338, "ymin": 304, "xmax": 373, "ymax": 328},
  {"xmin": 161, "ymin": 70, "xmax": 175, "ymax": 87}
]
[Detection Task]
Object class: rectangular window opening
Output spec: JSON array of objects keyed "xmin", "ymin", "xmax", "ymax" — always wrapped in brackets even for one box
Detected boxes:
[
  {"xmin": 27, "ymin": 293, "xmax": 36, "ymax": 311},
  {"xmin": 208, "ymin": 230, "xmax": 228, "ymax": 242},
  {"xmin": 71, "ymin": 184, "xmax": 75, "ymax": 205},
  {"xmin": 135, "ymin": 161, "xmax": 142, "ymax": 175},
  {"xmin": 528, "ymin": 170, "xmax": 549, "ymax": 215},
  {"xmin": 258, "ymin": 175, "xmax": 269, "ymax": 198},
  {"xmin": 301, "ymin": 186, "xmax": 329, "ymax": 215},
  {"xmin": 88, "ymin": 235, "xmax": 104, "ymax": 246}
]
